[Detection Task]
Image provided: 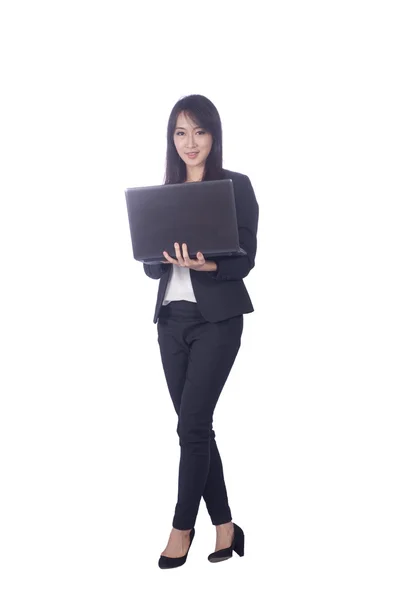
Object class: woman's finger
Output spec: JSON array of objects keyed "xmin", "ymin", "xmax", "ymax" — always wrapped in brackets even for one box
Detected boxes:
[
  {"xmin": 175, "ymin": 242, "xmax": 185, "ymax": 266},
  {"xmin": 163, "ymin": 251, "xmax": 176, "ymax": 264},
  {"xmin": 182, "ymin": 243, "xmax": 191, "ymax": 265}
]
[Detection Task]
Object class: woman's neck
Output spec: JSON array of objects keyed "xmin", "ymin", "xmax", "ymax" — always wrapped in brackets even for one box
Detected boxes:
[{"xmin": 186, "ymin": 165, "xmax": 205, "ymax": 182}]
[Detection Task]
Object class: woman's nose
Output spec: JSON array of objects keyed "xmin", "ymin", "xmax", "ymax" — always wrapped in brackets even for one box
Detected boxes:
[{"xmin": 186, "ymin": 134, "xmax": 197, "ymax": 148}]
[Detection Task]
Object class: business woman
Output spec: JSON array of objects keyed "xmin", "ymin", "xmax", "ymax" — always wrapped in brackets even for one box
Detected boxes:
[{"xmin": 143, "ymin": 94, "xmax": 259, "ymax": 569}]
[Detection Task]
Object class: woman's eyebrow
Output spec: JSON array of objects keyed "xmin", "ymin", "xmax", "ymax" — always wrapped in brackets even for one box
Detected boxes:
[{"xmin": 175, "ymin": 126, "xmax": 202, "ymax": 130}]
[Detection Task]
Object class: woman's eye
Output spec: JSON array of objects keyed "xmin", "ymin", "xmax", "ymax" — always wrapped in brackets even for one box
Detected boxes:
[{"xmin": 175, "ymin": 130, "xmax": 206, "ymax": 136}]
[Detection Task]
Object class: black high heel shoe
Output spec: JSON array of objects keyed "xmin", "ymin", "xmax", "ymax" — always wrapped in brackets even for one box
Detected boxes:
[
  {"xmin": 208, "ymin": 522, "xmax": 244, "ymax": 563},
  {"xmin": 158, "ymin": 527, "xmax": 195, "ymax": 569}
]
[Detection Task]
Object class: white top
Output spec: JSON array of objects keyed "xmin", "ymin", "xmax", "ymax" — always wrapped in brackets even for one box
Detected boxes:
[{"xmin": 162, "ymin": 265, "xmax": 197, "ymax": 305}]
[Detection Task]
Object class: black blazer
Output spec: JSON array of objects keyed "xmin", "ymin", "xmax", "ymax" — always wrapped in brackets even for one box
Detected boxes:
[{"xmin": 143, "ymin": 168, "xmax": 259, "ymax": 324}]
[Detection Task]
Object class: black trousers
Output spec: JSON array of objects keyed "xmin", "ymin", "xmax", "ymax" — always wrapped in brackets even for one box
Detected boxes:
[{"xmin": 157, "ymin": 300, "xmax": 243, "ymax": 530}]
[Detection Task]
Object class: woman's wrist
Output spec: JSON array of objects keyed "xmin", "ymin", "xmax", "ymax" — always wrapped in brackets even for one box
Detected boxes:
[
  {"xmin": 194, "ymin": 260, "xmax": 218, "ymax": 272},
  {"xmin": 204, "ymin": 260, "xmax": 218, "ymax": 272}
]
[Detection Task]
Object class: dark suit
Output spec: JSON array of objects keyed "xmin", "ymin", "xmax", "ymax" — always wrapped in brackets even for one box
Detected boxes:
[
  {"xmin": 143, "ymin": 168, "xmax": 259, "ymax": 323},
  {"xmin": 142, "ymin": 168, "xmax": 259, "ymax": 530}
]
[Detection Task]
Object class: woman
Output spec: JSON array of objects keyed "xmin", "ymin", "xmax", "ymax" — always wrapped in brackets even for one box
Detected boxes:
[{"xmin": 143, "ymin": 94, "xmax": 259, "ymax": 569}]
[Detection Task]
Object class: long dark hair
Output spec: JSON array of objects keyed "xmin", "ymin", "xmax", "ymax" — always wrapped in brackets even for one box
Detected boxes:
[{"xmin": 164, "ymin": 94, "xmax": 225, "ymax": 185}]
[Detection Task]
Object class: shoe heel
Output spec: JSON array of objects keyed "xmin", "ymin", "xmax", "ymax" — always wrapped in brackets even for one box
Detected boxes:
[{"xmin": 233, "ymin": 524, "xmax": 245, "ymax": 557}]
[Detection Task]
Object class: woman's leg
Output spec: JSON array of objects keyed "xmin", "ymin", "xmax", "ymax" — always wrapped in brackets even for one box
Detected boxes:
[
  {"xmin": 158, "ymin": 317, "xmax": 230, "ymax": 521},
  {"xmin": 202, "ymin": 427, "xmax": 233, "ymax": 526},
  {"xmin": 157, "ymin": 303, "xmax": 243, "ymax": 530},
  {"xmin": 171, "ymin": 314, "xmax": 243, "ymax": 530}
]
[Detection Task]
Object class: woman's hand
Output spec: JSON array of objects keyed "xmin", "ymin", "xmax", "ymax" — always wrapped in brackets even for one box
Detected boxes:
[{"xmin": 162, "ymin": 242, "xmax": 208, "ymax": 271}]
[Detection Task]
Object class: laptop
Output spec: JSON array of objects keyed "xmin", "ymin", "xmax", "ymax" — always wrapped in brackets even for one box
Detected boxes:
[{"xmin": 125, "ymin": 178, "xmax": 247, "ymax": 264}]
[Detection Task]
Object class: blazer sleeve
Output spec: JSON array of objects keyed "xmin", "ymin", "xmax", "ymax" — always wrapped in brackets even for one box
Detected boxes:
[
  {"xmin": 143, "ymin": 263, "xmax": 170, "ymax": 280},
  {"xmin": 208, "ymin": 174, "xmax": 259, "ymax": 281}
]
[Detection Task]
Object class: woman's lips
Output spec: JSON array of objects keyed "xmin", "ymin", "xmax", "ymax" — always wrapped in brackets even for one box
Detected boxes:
[{"xmin": 187, "ymin": 152, "xmax": 199, "ymax": 158}]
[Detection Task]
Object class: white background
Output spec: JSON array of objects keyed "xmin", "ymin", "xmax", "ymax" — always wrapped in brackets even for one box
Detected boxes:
[{"xmin": 1, "ymin": 1, "xmax": 398, "ymax": 598}]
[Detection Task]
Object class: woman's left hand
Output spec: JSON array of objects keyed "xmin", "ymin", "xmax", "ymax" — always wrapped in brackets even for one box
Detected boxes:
[{"xmin": 162, "ymin": 242, "xmax": 208, "ymax": 271}]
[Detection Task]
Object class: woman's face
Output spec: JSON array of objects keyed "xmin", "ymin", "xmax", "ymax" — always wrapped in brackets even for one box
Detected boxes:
[{"xmin": 173, "ymin": 111, "xmax": 213, "ymax": 172}]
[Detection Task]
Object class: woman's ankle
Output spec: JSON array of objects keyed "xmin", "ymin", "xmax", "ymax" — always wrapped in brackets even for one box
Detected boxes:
[{"xmin": 215, "ymin": 520, "xmax": 233, "ymax": 529}]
